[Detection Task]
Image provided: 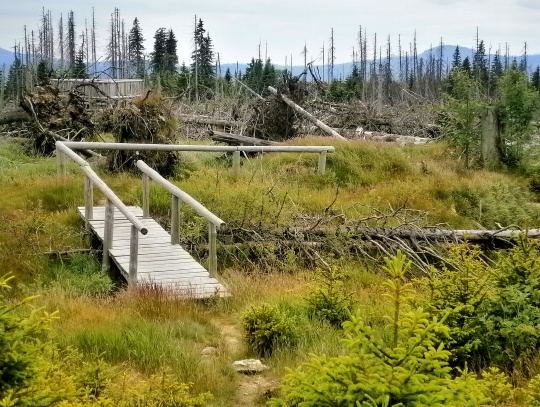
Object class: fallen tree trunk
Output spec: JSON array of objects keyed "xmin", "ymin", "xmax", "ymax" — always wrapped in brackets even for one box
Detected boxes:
[
  {"xmin": 208, "ymin": 130, "xmax": 277, "ymax": 146},
  {"xmin": 286, "ymin": 225, "xmax": 535, "ymax": 242},
  {"xmin": 267, "ymin": 86, "xmax": 348, "ymax": 142},
  {"xmin": 234, "ymin": 79, "xmax": 264, "ymax": 101},
  {"xmin": 221, "ymin": 224, "xmax": 535, "ymax": 245},
  {"xmin": 361, "ymin": 132, "xmax": 434, "ymax": 145},
  {"xmin": 0, "ymin": 108, "xmax": 31, "ymax": 125},
  {"xmin": 178, "ymin": 114, "xmax": 244, "ymax": 128},
  {"xmin": 330, "ymin": 128, "xmax": 434, "ymax": 145}
]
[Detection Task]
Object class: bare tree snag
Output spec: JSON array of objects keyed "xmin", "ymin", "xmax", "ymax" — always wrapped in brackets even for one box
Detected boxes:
[
  {"xmin": 481, "ymin": 107, "xmax": 501, "ymax": 168},
  {"xmin": 267, "ymin": 86, "xmax": 348, "ymax": 141}
]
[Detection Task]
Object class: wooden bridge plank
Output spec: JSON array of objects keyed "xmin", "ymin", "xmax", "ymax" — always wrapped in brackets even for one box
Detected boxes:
[{"xmin": 78, "ymin": 205, "xmax": 228, "ymax": 298}]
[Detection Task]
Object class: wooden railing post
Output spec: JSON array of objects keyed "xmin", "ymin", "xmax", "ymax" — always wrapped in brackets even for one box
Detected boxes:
[
  {"xmin": 208, "ymin": 223, "xmax": 217, "ymax": 277},
  {"xmin": 142, "ymin": 173, "xmax": 150, "ymax": 218},
  {"xmin": 129, "ymin": 225, "xmax": 139, "ymax": 285},
  {"xmin": 232, "ymin": 150, "xmax": 241, "ymax": 179},
  {"xmin": 84, "ymin": 175, "xmax": 93, "ymax": 232},
  {"xmin": 57, "ymin": 148, "xmax": 66, "ymax": 176},
  {"xmin": 318, "ymin": 151, "xmax": 327, "ymax": 175},
  {"xmin": 171, "ymin": 195, "xmax": 180, "ymax": 245},
  {"xmin": 102, "ymin": 199, "xmax": 114, "ymax": 273}
]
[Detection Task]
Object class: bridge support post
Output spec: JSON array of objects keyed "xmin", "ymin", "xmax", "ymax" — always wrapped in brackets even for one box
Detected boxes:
[
  {"xmin": 318, "ymin": 151, "xmax": 327, "ymax": 175},
  {"xmin": 102, "ymin": 199, "xmax": 114, "ymax": 273},
  {"xmin": 208, "ymin": 223, "xmax": 217, "ymax": 277},
  {"xmin": 84, "ymin": 176, "xmax": 93, "ymax": 232},
  {"xmin": 142, "ymin": 173, "xmax": 150, "ymax": 217},
  {"xmin": 232, "ymin": 150, "xmax": 241, "ymax": 179},
  {"xmin": 129, "ymin": 225, "xmax": 138, "ymax": 285},
  {"xmin": 57, "ymin": 149, "xmax": 66, "ymax": 176},
  {"xmin": 171, "ymin": 196, "xmax": 180, "ymax": 245}
]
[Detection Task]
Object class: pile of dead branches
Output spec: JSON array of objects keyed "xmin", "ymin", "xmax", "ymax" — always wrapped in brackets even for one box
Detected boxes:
[
  {"xmin": 102, "ymin": 93, "xmax": 179, "ymax": 177},
  {"xmin": 302, "ymin": 100, "xmax": 442, "ymax": 139},
  {"xmin": 244, "ymin": 74, "xmax": 308, "ymax": 141}
]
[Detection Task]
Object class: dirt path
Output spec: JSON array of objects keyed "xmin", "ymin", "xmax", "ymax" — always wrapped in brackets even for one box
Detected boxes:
[{"xmin": 214, "ymin": 320, "xmax": 278, "ymax": 407}]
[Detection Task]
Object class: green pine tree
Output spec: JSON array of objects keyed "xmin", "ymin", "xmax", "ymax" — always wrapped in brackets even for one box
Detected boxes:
[
  {"xmin": 269, "ymin": 252, "xmax": 490, "ymax": 407},
  {"xmin": 191, "ymin": 18, "xmax": 215, "ymax": 97},
  {"xmin": 164, "ymin": 29, "xmax": 178, "ymax": 73},
  {"xmin": 128, "ymin": 17, "xmax": 146, "ymax": 78},
  {"xmin": 151, "ymin": 27, "xmax": 167, "ymax": 73},
  {"xmin": 531, "ymin": 66, "xmax": 540, "ymax": 93},
  {"xmin": 452, "ymin": 46, "xmax": 462, "ymax": 70}
]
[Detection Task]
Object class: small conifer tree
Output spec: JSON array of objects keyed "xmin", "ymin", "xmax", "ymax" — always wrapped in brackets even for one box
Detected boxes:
[{"xmin": 270, "ymin": 252, "xmax": 489, "ymax": 406}]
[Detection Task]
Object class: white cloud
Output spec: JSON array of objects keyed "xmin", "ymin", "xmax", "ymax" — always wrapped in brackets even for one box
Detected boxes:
[
  {"xmin": 516, "ymin": 0, "xmax": 540, "ymax": 9},
  {"xmin": 1, "ymin": 0, "xmax": 539, "ymax": 64}
]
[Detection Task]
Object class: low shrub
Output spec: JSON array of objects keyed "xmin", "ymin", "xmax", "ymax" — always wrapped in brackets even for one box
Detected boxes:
[
  {"xmin": 305, "ymin": 267, "xmax": 354, "ymax": 327},
  {"xmin": 242, "ymin": 303, "xmax": 297, "ymax": 357}
]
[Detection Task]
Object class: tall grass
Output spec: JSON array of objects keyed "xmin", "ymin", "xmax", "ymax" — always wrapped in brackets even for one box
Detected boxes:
[{"xmin": 3, "ymin": 136, "xmax": 540, "ymax": 404}]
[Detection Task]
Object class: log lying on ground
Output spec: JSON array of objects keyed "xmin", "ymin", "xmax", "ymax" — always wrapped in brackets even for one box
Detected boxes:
[
  {"xmin": 208, "ymin": 130, "xmax": 277, "ymax": 146},
  {"xmin": 287, "ymin": 225, "xmax": 538, "ymax": 243},
  {"xmin": 0, "ymin": 108, "xmax": 31, "ymax": 125},
  {"xmin": 222, "ymin": 224, "xmax": 538, "ymax": 244},
  {"xmin": 360, "ymin": 132, "xmax": 434, "ymax": 145},
  {"xmin": 178, "ymin": 114, "xmax": 244, "ymax": 128},
  {"xmin": 329, "ymin": 128, "xmax": 434, "ymax": 145},
  {"xmin": 267, "ymin": 86, "xmax": 348, "ymax": 142},
  {"xmin": 234, "ymin": 79, "xmax": 264, "ymax": 101}
]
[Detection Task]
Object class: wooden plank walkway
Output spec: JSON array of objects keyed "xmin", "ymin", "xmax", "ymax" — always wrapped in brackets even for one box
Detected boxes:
[{"xmin": 78, "ymin": 206, "xmax": 228, "ymax": 298}]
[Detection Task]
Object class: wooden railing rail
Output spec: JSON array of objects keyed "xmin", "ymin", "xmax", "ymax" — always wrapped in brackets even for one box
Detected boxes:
[
  {"xmin": 136, "ymin": 160, "xmax": 225, "ymax": 276},
  {"xmin": 56, "ymin": 141, "xmax": 148, "ymax": 284},
  {"xmin": 61, "ymin": 141, "xmax": 335, "ymax": 176}
]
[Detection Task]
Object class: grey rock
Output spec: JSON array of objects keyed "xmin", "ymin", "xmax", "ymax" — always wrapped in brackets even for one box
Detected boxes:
[{"xmin": 232, "ymin": 359, "xmax": 269, "ymax": 374}]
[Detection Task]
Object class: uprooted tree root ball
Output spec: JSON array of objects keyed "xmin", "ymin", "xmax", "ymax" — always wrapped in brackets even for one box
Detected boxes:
[
  {"xmin": 20, "ymin": 85, "xmax": 96, "ymax": 154},
  {"xmin": 103, "ymin": 94, "xmax": 179, "ymax": 177},
  {"xmin": 245, "ymin": 74, "xmax": 308, "ymax": 141}
]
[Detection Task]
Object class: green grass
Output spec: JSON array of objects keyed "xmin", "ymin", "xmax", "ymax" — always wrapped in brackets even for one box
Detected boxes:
[{"xmin": 3, "ymin": 136, "xmax": 540, "ymax": 405}]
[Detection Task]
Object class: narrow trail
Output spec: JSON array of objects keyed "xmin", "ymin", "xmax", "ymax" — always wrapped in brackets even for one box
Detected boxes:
[{"xmin": 213, "ymin": 319, "xmax": 278, "ymax": 407}]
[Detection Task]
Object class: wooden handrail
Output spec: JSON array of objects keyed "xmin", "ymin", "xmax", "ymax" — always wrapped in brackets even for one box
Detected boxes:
[
  {"xmin": 136, "ymin": 160, "xmax": 224, "ymax": 276},
  {"xmin": 56, "ymin": 142, "xmax": 148, "ymax": 235},
  {"xmin": 61, "ymin": 141, "xmax": 336, "ymax": 153},
  {"xmin": 56, "ymin": 141, "xmax": 147, "ymax": 284},
  {"xmin": 61, "ymin": 141, "xmax": 334, "ymax": 176},
  {"xmin": 136, "ymin": 160, "xmax": 225, "ymax": 228}
]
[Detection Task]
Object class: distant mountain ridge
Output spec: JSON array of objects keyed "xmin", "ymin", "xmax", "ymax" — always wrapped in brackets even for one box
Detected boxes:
[
  {"xmin": 1, "ymin": 46, "xmax": 538, "ymax": 79},
  {"xmin": 221, "ymin": 46, "xmax": 540, "ymax": 79},
  {"xmin": 0, "ymin": 48, "xmax": 15, "ymax": 69}
]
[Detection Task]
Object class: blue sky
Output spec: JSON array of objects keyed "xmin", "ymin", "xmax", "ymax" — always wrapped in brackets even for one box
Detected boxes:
[{"xmin": 1, "ymin": 0, "xmax": 539, "ymax": 64}]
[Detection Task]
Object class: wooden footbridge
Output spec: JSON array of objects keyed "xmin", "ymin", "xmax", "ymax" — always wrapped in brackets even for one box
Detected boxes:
[{"xmin": 56, "ymin": 141, "xmax": 335, "ymax": 298}]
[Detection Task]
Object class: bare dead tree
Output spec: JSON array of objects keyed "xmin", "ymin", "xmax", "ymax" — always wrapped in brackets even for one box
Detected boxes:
[
  {"xmin": 91, "ymin": 8, "xmax": 97, "ymax": 75},
  {"xmin": 328, "ymin": 28, "xmax": 335, "ymax": 83},
  {"xmin": 67, "ymin": 11, "xmax": 76, "ymax": 68},
  {"xmin": 58, "ymin": 14, "xmax": 64, "ymax": 70}
]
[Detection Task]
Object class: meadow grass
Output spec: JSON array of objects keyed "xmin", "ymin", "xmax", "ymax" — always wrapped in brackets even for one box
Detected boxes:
[{"xmin": 2, "ymin": 136, "xmax": 540, "ymax": 404}]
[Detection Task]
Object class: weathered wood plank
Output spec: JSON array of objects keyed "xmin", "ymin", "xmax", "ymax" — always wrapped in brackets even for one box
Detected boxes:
[{"xmin": 79, "ymin": 205, "xmax": 228, "ymax": 297}]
